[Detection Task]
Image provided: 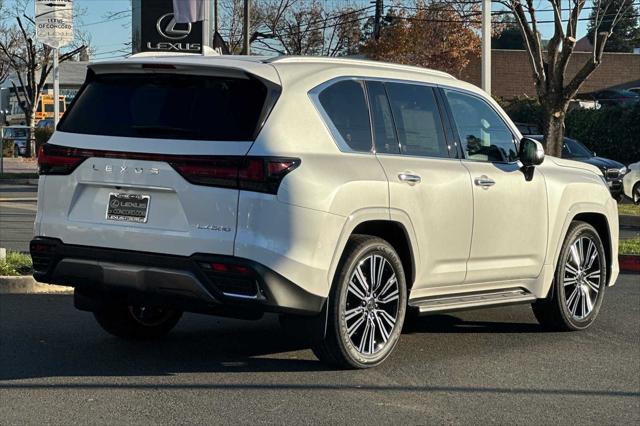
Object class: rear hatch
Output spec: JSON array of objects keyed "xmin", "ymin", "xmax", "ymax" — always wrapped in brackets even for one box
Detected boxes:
[{"xmin": 37, "ymin": 58, "xmax": 281, "ymax": 257}]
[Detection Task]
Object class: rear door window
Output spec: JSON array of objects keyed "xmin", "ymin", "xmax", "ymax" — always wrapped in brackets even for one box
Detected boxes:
[
  {"xmin": 317, "ymin": 80, "xmax": 372, "ymax": 152},
  {"xmin": 385, "ymin": 82, "xmax": 449, "ymax": 158},
  {"xmin": 58, "ymin": 73, "xmax": 269, "ymax": 141}
]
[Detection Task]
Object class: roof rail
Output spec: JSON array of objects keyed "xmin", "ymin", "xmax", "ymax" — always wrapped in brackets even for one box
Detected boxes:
[{"xmin": 265, "ymin": 56, "xmax": 456, "ymax": 80}]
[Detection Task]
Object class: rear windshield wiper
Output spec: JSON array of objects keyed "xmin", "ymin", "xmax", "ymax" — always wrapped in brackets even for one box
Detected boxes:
[{"xmin": 132, "ymin": 125, "xmax": 199, "ymax": 137}]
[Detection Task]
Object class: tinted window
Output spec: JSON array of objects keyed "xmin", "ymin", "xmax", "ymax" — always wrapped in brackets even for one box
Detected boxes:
[
  {"xmin": 367, "ymin": 81, "xmax": 398, "ymax": 154},
  {"xmin": 318, "ymin": 80, "xmax": 372, "ymax": 152},
  {"xmin": 562, "ymin": 138, "xmax": 593, "ymax": 159},
  {"xmin": 386, "ymin": 83, "xmax": 448, "ymax": 158},
  {"xmin": 445, "ymin": 90, "xmax": 517, "ymax": 163},
  {"xmin": 59, "ymin": 73, "xmax": 269, "ymax": 141}
]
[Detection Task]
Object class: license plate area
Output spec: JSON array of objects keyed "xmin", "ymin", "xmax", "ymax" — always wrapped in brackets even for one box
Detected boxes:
[{"xmin": 106, "ymin": 193, "xmax": 150, "ymax": 223}]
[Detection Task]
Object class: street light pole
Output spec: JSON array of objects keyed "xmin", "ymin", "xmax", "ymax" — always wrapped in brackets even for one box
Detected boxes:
[
  {"xmin": 243, "ymin": 0, "xmax": 250, "ymax": 55},
  {"xmin": 481, "ymin": 0, "xmax": 491, "ymax": 95},
  {"xmin": 53, "ymin": 48, "xmax": 60, "ymax": 126}
]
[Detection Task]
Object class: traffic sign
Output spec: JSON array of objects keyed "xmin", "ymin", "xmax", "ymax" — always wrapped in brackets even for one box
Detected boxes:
[{"xmin": 35, "ymin": 0, "xmax": 74, "ymax": 49}]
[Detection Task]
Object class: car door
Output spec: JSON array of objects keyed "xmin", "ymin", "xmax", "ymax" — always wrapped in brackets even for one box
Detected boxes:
[
  {"xmin": 368, "ymin": 81, "xmax": 473, "ymax": 291},
  {"xmin": 441, "ymin": 88, "xmax": 548, "ymax": 283}
]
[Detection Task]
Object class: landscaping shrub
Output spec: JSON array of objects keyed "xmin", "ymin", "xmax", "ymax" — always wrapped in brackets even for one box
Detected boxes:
[
  {"xmin": 34, "ymin": 127, "xmax": 53, "ymax": 152},
  {"xmin": 0, "ymin": 252, "xmax": 33, "ymax": 276},
  {"xmin": 500, "ymin": 98, "xmax": 640, "ymax": 164},
  {"xmin": 2, "ymin": 139, "xmax": 15, "ymax": 157}
]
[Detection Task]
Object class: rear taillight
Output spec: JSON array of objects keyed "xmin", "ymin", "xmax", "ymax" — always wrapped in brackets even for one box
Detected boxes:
[
  {"xmin": 38, "ymin": 144, "xmax": 87, "ymax": 175},
  {"xmin": 38, "ymin": 144, "xmax": 300, "ymax": 194},
  {"xmin": 170, "ymin": 157, "xmax": 300, "ymax": 194}
]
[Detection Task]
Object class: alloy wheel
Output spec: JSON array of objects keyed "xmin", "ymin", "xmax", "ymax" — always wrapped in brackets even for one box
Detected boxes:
[
  {"xmin": 563, "ymin": 236, "xmax": 601, "ymax": 320},
  {"xmin": 342, "ymin": 254, "xmax": 400, "ymax": 356}
]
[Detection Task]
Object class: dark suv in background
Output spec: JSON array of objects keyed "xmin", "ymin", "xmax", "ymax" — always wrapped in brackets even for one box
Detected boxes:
[{"xmin": 530, "ymin": 135, "xmax": 627, "ymax": 200}]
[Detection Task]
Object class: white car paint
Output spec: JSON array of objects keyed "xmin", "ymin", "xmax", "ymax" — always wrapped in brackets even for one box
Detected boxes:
[{"xmin": 34, "ymin": 54, "xmax": 619, "ymax": 308}]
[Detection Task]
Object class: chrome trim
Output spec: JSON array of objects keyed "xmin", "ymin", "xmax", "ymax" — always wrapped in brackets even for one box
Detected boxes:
[{"xmin": 409, "ymin": 288, "xmax": 535, "ymax": 314}]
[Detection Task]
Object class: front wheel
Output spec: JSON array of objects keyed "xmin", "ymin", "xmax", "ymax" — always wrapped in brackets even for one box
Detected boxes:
[
  {"xmin": 93, "ymin": 303, "xmax": 182, "ymax": 340},
  {"xmin": 312, "ymin": 235, "xmax": 407, "ymax": 369},
  {"xmin": 532, "ymin": 221, "xmax": 606, "ymax": 331},
  {"xmin": 633, "ymin": 182, "xmax": 640, "ymax": 205}
]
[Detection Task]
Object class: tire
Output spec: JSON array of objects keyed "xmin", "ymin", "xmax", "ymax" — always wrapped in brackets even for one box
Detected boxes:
[
  {"xmin": 312, "ymin": 235, "xmax": 407, "ymax": 369},
  {"xmin": 93, "ymin": 303, "xmax": 182, "ymax": 340},
  {"xmin": 532, "ymin": 221, "xmax": 607, "ymax": 331},
  {"xmin": 633, "ymin": 182, "xmax": 640, "ymax": 205}
]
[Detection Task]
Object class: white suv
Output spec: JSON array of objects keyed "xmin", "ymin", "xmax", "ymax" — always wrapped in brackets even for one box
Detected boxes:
[{"xmin": 32, "ymin": 55, "xmax": 619, "ymax": 368}]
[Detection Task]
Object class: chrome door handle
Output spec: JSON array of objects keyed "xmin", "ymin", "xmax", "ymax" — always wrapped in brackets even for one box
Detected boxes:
[
  {"xmin": 398, "ymin": 173, "xmax": 421, "ymax": 184},
  {"xmin": 474, "ymin": 176, "xmax": 496, "ymax": 187}
]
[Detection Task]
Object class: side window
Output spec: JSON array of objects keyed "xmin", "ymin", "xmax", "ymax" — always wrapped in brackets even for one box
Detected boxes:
[
  {"xmin": 385, "ymin": 82, "xmax": 449, "ymax": 158},
  {"xmin": 366, "ymin": 81, "xmax": 399, "ymax": 154},
  {"xmin": 318, "ymin": 80, "xmax": 372, "ymax": 152},
  {"xmin": 444, "ymin": 89, "xmax": 518, "ymax": 163}
]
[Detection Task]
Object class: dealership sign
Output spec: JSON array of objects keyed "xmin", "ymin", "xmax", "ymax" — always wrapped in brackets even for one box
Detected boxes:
[
  {"xmin": 35, "ymin": 0, "xmax": 74, "ymax": 48},
  {"xmin": 132, "ymin": 0, "xmax": 203, "ymax": 54}
]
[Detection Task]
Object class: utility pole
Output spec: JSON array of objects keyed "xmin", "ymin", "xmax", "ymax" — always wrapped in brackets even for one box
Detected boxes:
[
  {"xmin": 202, "ymin": 0, "xmax": 210, "ymax": 54},
  {"xmin": 214, "ymin": 0, "xmax": 219, "ymax": 34},
  {"xmin": 373, "ymin": 0, "xmax": 383, "ymax": 39},
  {"xmin": 243, "ymin": 0, "xmax": 251, "ymax": 55},
  {"xmin": 481, "ymin": 0, "xmax": 491, "ymax": 94},
  {"xmin": 53, "ymin": 48, "xmax": 60, "ymax": 126}
]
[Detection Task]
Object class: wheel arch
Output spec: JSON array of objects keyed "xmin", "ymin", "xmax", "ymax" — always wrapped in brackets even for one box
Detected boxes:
[{"xmin": 328, "ymin": 209, "xmax": 419, "ymax": 292}]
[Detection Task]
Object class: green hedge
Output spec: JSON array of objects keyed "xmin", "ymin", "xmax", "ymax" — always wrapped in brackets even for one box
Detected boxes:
[{"xmin": 499, "ymin": 98, "xmax": 640, "ymax": 165}]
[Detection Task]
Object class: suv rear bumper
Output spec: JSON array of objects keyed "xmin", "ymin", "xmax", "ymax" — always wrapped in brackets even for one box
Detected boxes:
[{"xmin": 30, "ymin": 237, "xmax": 325, "ymax": 317}]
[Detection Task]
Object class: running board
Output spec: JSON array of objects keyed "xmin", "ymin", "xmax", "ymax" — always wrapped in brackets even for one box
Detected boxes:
[{"xmin": 409, "ymin": 288, "xmax": 536, "ymax": 314}]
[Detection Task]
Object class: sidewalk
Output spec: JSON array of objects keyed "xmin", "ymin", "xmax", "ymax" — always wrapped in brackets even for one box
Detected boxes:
[{"xmin": 0, "ymin": 157, "xmax": 37, "ymax": 174}]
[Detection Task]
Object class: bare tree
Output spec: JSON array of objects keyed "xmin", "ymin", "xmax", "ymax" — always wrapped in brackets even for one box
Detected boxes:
[
  {"xmin": 252, "ymin": 0, "xmax": 365, "ymax": 56},
  {"xmin": 0, "ymin": 2, "xmax": 88, "ymax": 156},
  {"xmin": 500, "ymin": 0, "xmax": 634, "ymax": 156}
]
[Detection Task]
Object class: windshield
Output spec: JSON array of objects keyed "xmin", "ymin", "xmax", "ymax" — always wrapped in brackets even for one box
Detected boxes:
[
  {"xmin": 2, "ymin": 128, "xmax": 27, "ymax": 138},
  {"xmin": 562, "ymin": 138, "xmax": 593, "ymax": 159},
  {"xmin": 59, "ymin": 73, "xmax": 269, "ymax": 141}
]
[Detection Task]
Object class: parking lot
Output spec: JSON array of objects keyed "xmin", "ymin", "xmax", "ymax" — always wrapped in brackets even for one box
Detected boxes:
[{"xmin": 0, "ymin": 274, "xmax": 638, "ymax": 424}]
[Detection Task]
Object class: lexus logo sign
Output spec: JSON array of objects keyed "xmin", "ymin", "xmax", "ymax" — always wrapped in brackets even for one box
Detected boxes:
[
  {"xmin": 156, "ymin": 13, "xmax": 191, "ymax": 40},
  {"xmin": 134, "ymin": 0, "xmax": 202, "ymax": 54}
]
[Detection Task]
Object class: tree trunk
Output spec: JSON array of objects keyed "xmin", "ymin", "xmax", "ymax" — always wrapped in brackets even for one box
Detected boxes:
[
  {"xmin": 27, "ymin": 112, "xmax": 36, "ymax": 158},
  {"xmin": 542, "ymin": 105, "xmax": 567, "ymax": 158}
]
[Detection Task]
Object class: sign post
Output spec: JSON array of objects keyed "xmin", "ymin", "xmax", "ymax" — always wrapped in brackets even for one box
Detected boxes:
[{"xmin": 35, "ymin": 0, "xmax": 74, "ymax": 127}]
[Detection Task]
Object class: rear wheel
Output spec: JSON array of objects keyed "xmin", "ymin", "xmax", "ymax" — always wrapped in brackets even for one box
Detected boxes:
[
  {"xmin": 312, "ymin": 235, "xmax": 407, "ymax": 369},
  {"xmin": 93, "ymin": 303, "xmax": 182, "ymax": 340},
  {"xmin": 532, "ymin": 221, "xmax": 606, "ymax": 331}
]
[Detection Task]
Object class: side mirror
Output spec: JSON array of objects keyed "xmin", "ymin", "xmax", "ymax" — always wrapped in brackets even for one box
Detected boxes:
[{"xmin": 519, "ymin": 137, "xmax": 545, "ymax": 167}]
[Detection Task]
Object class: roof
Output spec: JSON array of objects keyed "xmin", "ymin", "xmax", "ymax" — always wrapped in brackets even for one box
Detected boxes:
[{"xmin": 95, "ymin": 53, "xmax": 456, "ymax": 81}]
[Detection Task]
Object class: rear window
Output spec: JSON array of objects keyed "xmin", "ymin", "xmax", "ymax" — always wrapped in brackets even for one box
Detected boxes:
[{"xmin": 59, "ymin": 73, "xmax": 269, "ymax": 141}]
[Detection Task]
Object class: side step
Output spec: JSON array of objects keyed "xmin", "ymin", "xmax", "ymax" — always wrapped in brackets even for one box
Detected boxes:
[{"xmin": 409, "ymin": 288, "xmax": 536, "ymax": 314}]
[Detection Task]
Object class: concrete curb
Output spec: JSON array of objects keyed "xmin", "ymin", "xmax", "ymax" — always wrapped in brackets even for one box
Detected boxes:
[
  {"xmin": 0, "ymin": 179, "xmax": 38, "ymax": 185},
  {"xmin": 619, "ymin": 255, "xmax": 640, "ymax": 274},
  {"xmin": 0, "ymin": 276, "xmax": 72, "ymax": 294},
  {"xmin": 620, "ymin": 215, "xmax": 640, "ymax": 228}
]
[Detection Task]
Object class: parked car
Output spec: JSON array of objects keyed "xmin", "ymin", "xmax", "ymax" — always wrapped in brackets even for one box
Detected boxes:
[
  {"xmin": 529, "ymin": 136, "xmax": 627, "ymax": 200},
  {"xmin": 31, "ymin": 55, "xmax": 619, "ymax": 369},
  {"xmin": 514, "ymin": 122, "xmax": 540, "ymax": 135},
  {"xmin": 623, "ymin": 161, "xmax": 640, "ymax": 204},
  {"xmin": 1, "ymin": 125, "xmax": 29, "ymax": 156},
  {"xmin": 36, "ymin": 119, "xmax": 55, "ymax": 129},
  {"xmin": 580, "ymin": 89, "xmax": 640, "ymax": 107}
]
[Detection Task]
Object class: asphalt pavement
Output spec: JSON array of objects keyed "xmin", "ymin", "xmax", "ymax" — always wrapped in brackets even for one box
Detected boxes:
[
  {"xmin": 0, "ymin": 184, "xmax": 37, "ymax": 252},
  {"xmin": 1, "ymin": 274, "xmax": 638, "ymax": 424},
  {"xmin": 0, "ymin": 183, "xmax": 638, "ymax": 254}
]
